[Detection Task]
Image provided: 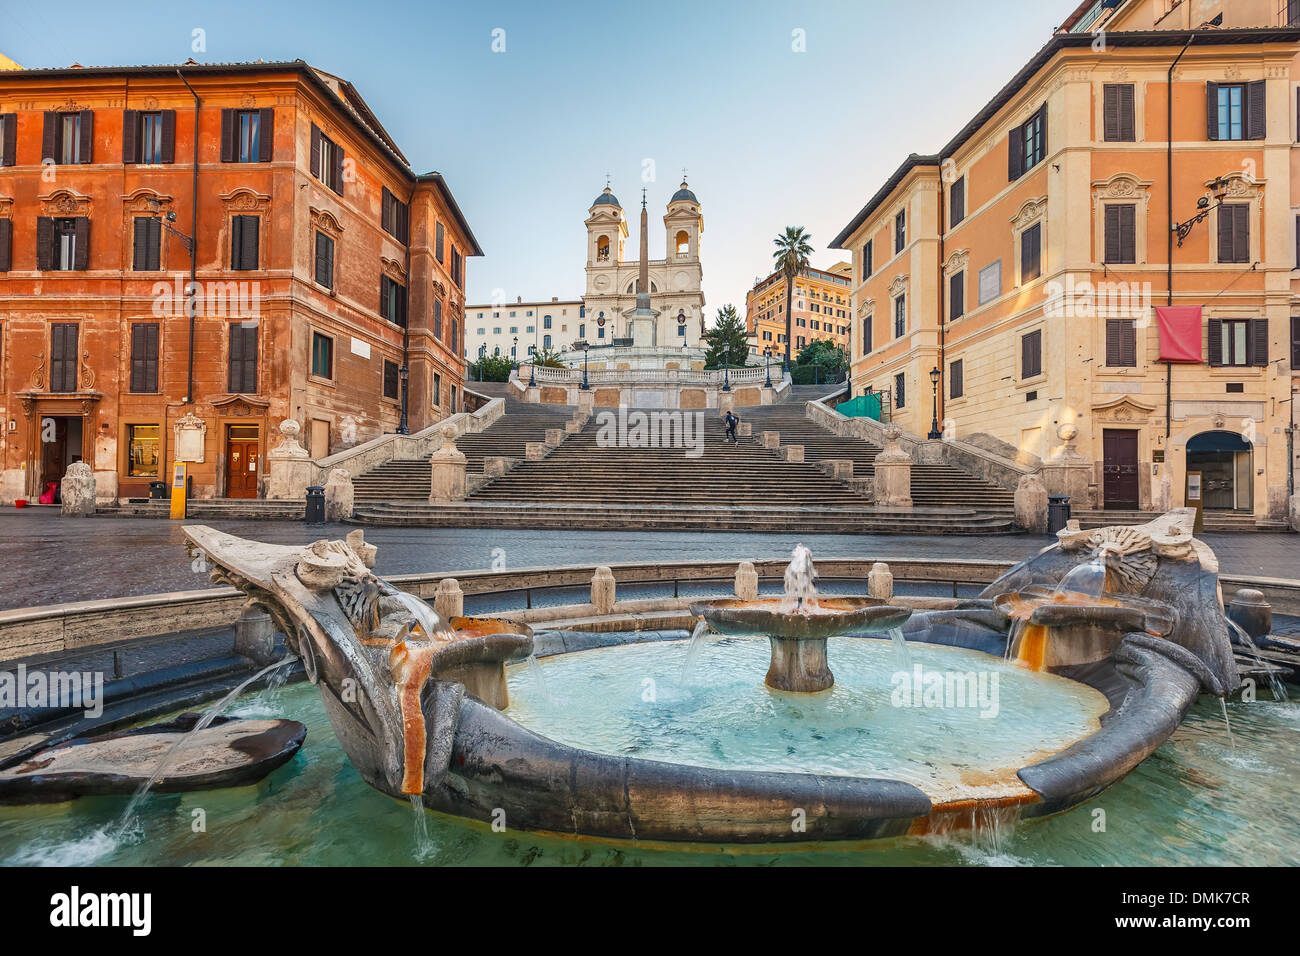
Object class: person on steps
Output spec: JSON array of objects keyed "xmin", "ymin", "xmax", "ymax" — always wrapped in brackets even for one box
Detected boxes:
[{"xmin": 723, "ymin": 410, "xmax": 739, "ymax": 444}]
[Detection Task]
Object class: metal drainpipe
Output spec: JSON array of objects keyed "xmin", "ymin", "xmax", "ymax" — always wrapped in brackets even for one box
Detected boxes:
[
  {"xmin": 177, "ymin": 68, "xmax": 200, "ymax": 406},
  {"xmin": 399, "ymin": 187, "xmax": 413, "ymax": 434},
  {"xmin": 937, "ymin": 165, "xmax": 946, "ymax": 431},
  {"xmin": 1165, "ymin": 35, "xmax": 1193, "ymax": 440}
]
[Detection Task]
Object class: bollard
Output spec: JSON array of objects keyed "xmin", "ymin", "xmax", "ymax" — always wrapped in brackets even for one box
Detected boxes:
[
  {"xmin": 434, "ymin": 578, "xmax": 464, "ymax": 621},
  {"xmin": 735, "ymin": 561, "xmax": 759, "ymax": 600},
  {"xmin": 867, "ymin": 562, "xmax": 894, "ymax": 601},
  {"xmin": 591, "ymin": 566, "xmax": 616, "ymax": 614}
]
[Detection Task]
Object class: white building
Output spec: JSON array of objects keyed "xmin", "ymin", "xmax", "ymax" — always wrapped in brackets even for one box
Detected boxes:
[{"xmin": 464, "ymin": 297, "xmax": 585, "ymax": 361}]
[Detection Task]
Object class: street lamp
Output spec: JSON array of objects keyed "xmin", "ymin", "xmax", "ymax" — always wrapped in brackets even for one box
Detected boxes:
[
  {"xmin": 812, "ymin": 354, "xmax": 821, "ymax": 386},
  {"xmin": 397, "ymin": 365, "xmax": 410, "ymax": 434},
  {"xmin": 512, "ymin": 336, "xmax": 517, "ymax": 361},
  {"xmin": 477, "ymin": 344, "xmax": 486, "ymax": 381},
  {"xmin": 722, "ymin": 342, "xmax": 732, "ymax": 392},
  {"xmin": 580, "ymin": 342, "xmax": 591, "ymax": 390},
  {"xmin": 927, "ymin": 365, "xmax": 942, "ymax": 440},
  {"xmin": 763, "ymin": 346, "xmax": 772, "ymax": 389},
  {"xmin": 1173, "ymin": 175, "xmax": 1232, "ymax": 247}
]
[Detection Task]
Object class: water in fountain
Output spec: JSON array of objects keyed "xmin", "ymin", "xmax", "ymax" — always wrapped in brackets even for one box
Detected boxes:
[
  {"xmin": 409, "ymin": 794, "xmax": 435, "ymax": 860},
  {"xmin": 1226, "ymin": 619, "xmax": 1288, "ymax": 702},
  {"xmin": 678, "ymin": 619, "xmax": 713, "ymax": 685},
  {"xmin": 115, "ymin": 656, "xmax": 295, "ymax": 838},
  {"xmin": 1052, "ymin": 553, "xmax": 1109, "ymax": 602},
  {"xmin": 1220, "ymin": 698, "xmax": 1235, "ymax": 750},
  {"xmin": 782, "ymin": 543, "xmax": 818, "ymax": 613},
  {"xmin": 525, "ymin": 653, "xmax": 554, "ymax": 707},
  {"xmin": 887, "ymin": 627, "xmax": 912, "ymax": 671},
  {"xmin": 391, "ymin": 591, "xmax": 453, "ymax": 640}
]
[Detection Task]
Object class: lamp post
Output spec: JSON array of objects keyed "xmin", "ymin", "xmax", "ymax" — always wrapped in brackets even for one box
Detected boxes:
[
  {"xmin": 722, "ymin": 343, "xmax": 732, "ymax": 392},
  {"xmin": 927, "ymin": 365, "xmax": 942, "ymax": 440},
  {"xmin": 477, "ymin": 344, "xmax": 486, "ymax": 381},
  {"xmin": 763, "ymin": 346, "xmax": 772, "ymax": 389},
  {"xmin": 512, "ymin": 336, "xmax": 517, "ymax": 361},
  {"xmin": 813, "ymin": 355, "xmax": 821, "ymax": 386},
  {"xmin": 527, "ymin": 346, "xmax": 536, "ymax": 388},
  {"xmin": 397, "ymin": 365, "xmax": 409, "ymax": 434},
  {"xmin": 580, "ymin": 342, "xmax": 590, "ymax": 390},
  {"xmin": 1173, "ymin": 175, "xmax": 1231, "ymax": 247}
]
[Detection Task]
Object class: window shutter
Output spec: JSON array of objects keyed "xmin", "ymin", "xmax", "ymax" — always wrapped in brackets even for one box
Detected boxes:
[
  {"xmin": 1008, "ymin": 119, "xmax": 1024, "ymax": 181},
  {"xmin": 310, "ymin": 124, "xmax": 322, "ymax": 178},
  {"xmin": 331, "ymin": 145, "xmax": 345, "ymax": 195},
  {"xmin": 42, "ymin": 111, "xmax": 57, "ymax": 162},
  {"xmin": 258, "ymin": 108, "xmax": 274, "ymax": 162},
  {"xmin": 242, "ymin": 217, "xmax": 259, "ymax": 271},
  {"xmin": 1104, "ymin": 205, "xmax": 1120, "ymax": 261},
  {"xmin": 949, "ymin": 271, "xmax": 964, "ymax": 321},
  {"xmin": 51, "ymin": 324, "xmax": 78, "ymax": 392},
  {"xmin": 145, "ymin": 323, "xmax": 159, "ymax": 391},
  {"xmin": 1106, "ymin": 319, "xmax": 1121, "ymax": 366},
  {"xmin": 160, "ymin": 110, "xmax": 176, "ymax": 164},
  {"xmin": 228, "ymin": 324, "xmax": 243, "ymax": 391},
  {"xmin": 133, "ymin": 217, "xmax": 148, "ymax": 270},
  {"xmin": 0, "ymin": 219, "xmax": 10, "ymax": 271},
  {"xmin": 131, "ymin": 325, "xmax": 145, "ymax": 392},
  {"xmin": 1103, "ymin": 85, "xmax": 1118, "ymax": 141},
  {"xmin": 1292, "ymin": 316, "xmax": 1300, "ymax": 368},
  {"xmin": 1021, "ymin": 224, "xmax": 1041, "ymax": 281},
  {"xmin": 1120, "ymin": 84, "xmax": 1135, "ymax": 140},
  {"xmin": 1120, "ymin": 205, "xmax": 1136, "ymax": 263},
  {"xmin": 230, "ymin": 215, "xmax": 243, "ymax": 269},
  {"xmin": 1207, "ymin": 318, "xmax": 1223, "ymax": 366},
  {"xmin": 36, "ymin": 217, "xmax": 53, "ymax": 271},
  {"xmin": 380, "ymin": 276, "xmax": 390, "ymax": 320},
  {"xmin": 1233, "ymin": 205, "xmax": 1249, "ymax": 263},
  {"xmin": 78, "ymin": 110, "xmax": 93, "ymax": 164},
  {"xmin": 1246, "ymin": 80, "xmax": 1266, "ymax": 140},
  {"xmin": 1022, "ymin": 330, "xmax": 1041, "ymax": 378},
  {"xmin": 220, "ymin": 109, "xmax": 235, "ymax": 162},
  {"xmin": 399, "ymin": 201, "xmax": 410, "ymax": 245},
  {"xmin": 73, "ymin": 218, "xmax": 90, "ymax": 270},
  {"xmin": 1206, "ymin": 81, "xmax": 1220, "ymax": 140},
  {"xmin": 243, "ymin": 326, "xmax": 258, "ymax": 392},
  {"xmin": 1, "ymin": 113, "xmax": 15, "ymax": 166},
  {"xmin": 1249, "ymin": 319, "xmax": 1268, "ymax": 367},
  {"xmin": 122, "ymin": 109, "xmax": 139, "ymax": 163},
  {"xmin": 950, "ymin": 178, "xmax": 964, "ymax": 227},
  {"xmin": 950, "ymin": 360, "xmax": 963, "ymax": 399},
  {"xmin": 1038, "ymin": 103, "xmax": 1048, "ymax": 159}
]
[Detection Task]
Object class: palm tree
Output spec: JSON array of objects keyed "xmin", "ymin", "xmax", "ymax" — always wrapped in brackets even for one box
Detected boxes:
[{"xmin": 772, "ymin": 226, "xmax": 813, "ymax": 368}]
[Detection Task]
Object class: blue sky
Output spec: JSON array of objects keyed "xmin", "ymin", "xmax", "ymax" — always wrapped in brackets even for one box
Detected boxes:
[{"xmin": 3, "ymin": 0, "xmax": 1065, "ymax": 316}]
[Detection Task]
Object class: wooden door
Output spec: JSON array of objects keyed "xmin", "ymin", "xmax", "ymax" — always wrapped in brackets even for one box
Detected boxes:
[
  {"xmin": 1102, "ymin": 429, "xmax": 1139, "ymax": 510},
  {"xmin": 226, "ymin": 438, "xmax": 259, "ymax": 498},
  {"xmin": 39, "ymin": 417, "xmax": 68, "ymax": 491}
]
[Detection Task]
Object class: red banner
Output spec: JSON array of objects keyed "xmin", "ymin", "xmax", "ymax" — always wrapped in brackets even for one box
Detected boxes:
[{"xmin": 1155, "ymin": 306, "xmax": 1202, "ymax": 363}]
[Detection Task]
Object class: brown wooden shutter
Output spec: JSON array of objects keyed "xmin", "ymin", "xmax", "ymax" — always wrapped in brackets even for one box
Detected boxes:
[
  {"xmin": 1218, "ymin": 206, "xmax": 1237, "ymax": 262},
  {"xmin": 1119, "ymin": 205, "xmax": 1135, "ymax": 263},
  {"xmin": 132, "ymin": 217, "xmax": 148, "ymax": 270},
  {"xmin": 1246, "ymin": 80, "xmax": 1266, "ymax": 140},
  {"xmin": 379, "ymin": 276, "xmax": 389, "ymax": 320},
  {"xmin": 1022, "ymin": 330, "xmax": 1041, "ymax": 378},
  {"xmin": 220, "ymin": 109, "xmax": 235, "ymax": 162},
  {"xmin": 228, "ymin": 324, "xmax": 258, "ymax": 392},
  {"xmin": 51, "ymin": 323, "xmax": 78, "ymax": 392},
  {"xmin": 36, "ymin": 217, "xmax": 53, "ymax": 270},
  {"xmin": 0, "ymin": 219, "xmax": 10, "ymax": 272},
  {"xmin": 381, "ymin": 187, "xmax": 393, "ymax": 234},
  {"xmin": 230, "ymin": 215, "xmax": 242, "ymax": 269},
  {"xmin": 950, "ymin": 360, "xmax": 963, "ymax": 399},
  {"xmin": 1292, "ymin": 316, "xmax": 1300, "ymax": 368},
  {"xmin": 0, "ymin": 113, "xmax": 15, "ymax": 166},
  {"xmin": 78, "ymin": 110, "xmax": 93, "ymax": 163},
  {"xmin": 1207, "ymin": 318, "xmax": 1223, "ymax": 366},
  {"xmin": 160, "ymin": 110, "xmax": 176, "ymax": 163},
  {"xmin": 122, "ymin": 109, "xmax": 139, "ymax": 163},
  {"xmin": 42, "ymin": 111, "xmax": 57, "ymax": 162},
  {"xmin": 72, "ymin": 217, "xmax": 90, "ymax": 270},
  {"xmin": 310, "ymin": 124, "xmax": 321, "ymax": 178},
  {"xmin": 1120, "ymin": 84, "xmax": 1135, "ymax": 140},
  {"xmin": 1206, "ymin": 81, "xmax": 1220, "ymax": 140},
  {"xmin": 950, "ymin": 177, "xmax": 964, "ymax": 227},
  {"xmin": 1038, "ymin": 102, "xmax": 1048, "ymax": 158},
  {"xmin": 331, "ymin": 145, "xmax": 345, "ymax": 195},
  {"xmin": 130, "ymin": 323, "xmax": 159, "ymax": 392},
  {"xmin": 1103, "ymin": 85, "xmax": 1118, "ymax": 141},
  {"xmin": 1106, "ymin": 319, "xmax": 1136, "ymax": 367},
  {"xmin": 1233, "ymin": 205, "xmax": 1249, "ymax": 262},
  {"xmin": 1008, "ymin": 119, "xmax": 1024, "ymax": 180},
  {"xmin": 258, "ymin": 108, "xmax": 274, "ymax": 162},
  {"xmin": 240, "ymin": 216, "xmax": 259, "ymax": 270},
  {"xmin": 1249, "ymin": 319, "xmax": 1268, "ymax": 366},
  {"xmin": 1022, "ymin": 224, "xmax": 1041, "ymax": 280},
  {"xmin": 949, "ymin": 271, "xmax": 964, "ymax": 321},
  {"xmin": 1104, "ymin": 205, "xmax": 1120, "ymax": 262},
  {"xmin": 1106, "ymin": 319, "xmax": 1122, "ymax": 366}
]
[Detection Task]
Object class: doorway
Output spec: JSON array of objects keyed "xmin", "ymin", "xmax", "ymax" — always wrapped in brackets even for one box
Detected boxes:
[
  {"xmin": 225, "ymin": 424, "xmax": 260, "ymax": 499},
  {"xmin": 1187, "ymin": 430, "xmax": 1252, "ymax": 512},
  {"xmin": 38, "ymin": 415, "xmax": 84, "ymax": 501},
  {"xmin": 1102, "ymin": 428, "xmax": 1139, "ymax": 510}
]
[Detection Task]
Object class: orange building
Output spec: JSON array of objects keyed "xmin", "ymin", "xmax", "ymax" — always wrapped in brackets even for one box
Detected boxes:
[
  {"xmin": 832, "ymin": 16, "xmax": 1300, "ymax": 528},
  {"xmin": 744, "ymin": 262, "xmax": 853, "ymax": 360},
  {"xmin": 0, "ymin": 61, "xmax": 480, "ymax": 503}
]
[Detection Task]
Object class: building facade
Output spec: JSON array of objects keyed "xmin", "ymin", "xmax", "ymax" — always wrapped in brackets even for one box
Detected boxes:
[
  {"xmin": 0, "ymin": 61, "xmax": 480, "ymax": 503},
  {"xmin": 464, "ymin": 296, "xmax": 585, "ymax": 361},
  {"xmin": 832, "ymin": 17, "xmax": 1299, "ymax": 527},
  {"xmin": 744, "ymin": 262, "xmax": 853, "ymax": 359}
]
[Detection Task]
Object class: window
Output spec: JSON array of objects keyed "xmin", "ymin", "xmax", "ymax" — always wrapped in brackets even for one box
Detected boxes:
[
  {"xmin": 1008, "ymin": 103, "xmax": 1047, "ymax": 180},
  {"xmin": 126, "ymin": 424, "xmax": 160, "ymax": 478},
  {"xmin": 1207, "ymin": 81, "xmax": 1264, "ymax": 141},
  {"xmin": 949, "ymin": 359, "xmax": 963, "ymax": 399},
  {"xmin": 543, "ymin": 315, "xmax": 552, "ymax": 329},
  {"xmin": 1217, "ymin": 204, "xmax": 1250, "ymax": 263},
  {"xmin": 433, "ymin": 372, "xmax": 442, "ymax": 405},
  {"xmin": 894, "ymin": 372, "xmax": 905, "ymax": 409},
  {"xmin": 38, "ymin": 217, "xmax": 88, "ymax": 271},
  {"xmin": 0, "ymin": 218, "xmax": 10, "ymax": 272},
  {"xmin": 50, "ymin": 323, "xmax": 78, "ymax": 392},
  {"xmin": 1208, "ymin": 318, "xmax": 1267, "ymax": 367},
  {"xmin": 1020, "ymin": 222, "xmax": 1042, "ymax": 283},
  {"xmin": 861, "ymin": 241, "xmax": 873, "ymax": 279},
  {"xmin": 434, "ymin": 299, "xmax": 444, "ymax": 339},
  {"xmin": 383, "ymin": 359, "xmax": 400, "ymax": 400},
  {"xmin": 543, "ymin": 334, "xmax": 552, "ymax": 349},
  {"xmin": 1105, "ymin": 319, "xmax": 1137, "ymax": 367},
  {"xmin": 949, "ymin": 271, "xmax": 965, "ymax": 321},
  {"xmin": 1021, "ymin": 329, "xmax": 1042, "ymax": 379},
  {"xmin": 44, "ymin": 110, "xmax": 92, "ymax": 164},
  {"xmin": 435, "ymin": 222, "xmax": 445, "ymax": 263},
  {"xmin": 893, "ymin": 294, "xmax": 906, "ymax": 338},
  {"xmin": 130, "ymin": 323, "xmax": 160, "ymax": 392},
  {"xmin": 310, "ymin": 124, "xmax": 344, "ymax": 194},
  {"xmin": 579, "ymin": 323, "xmax": 586, "ymax": 338},
  {"xmin": 228, "ymin": 322, "xmax": 258, "ymax": 393},
  {"xmin": 220, "ymin": 108, "xmax": 273, "ymax": 163},
  {"xmin": 451, "ymin": 247, "xmax": 463, "ymax": 288},
  {"xmin": 451, "ymin": 385, "xmax": 457, "ymax": 412},
  {"xmin": 1104, "ymin": 204, "xmax": 1136, "ymax": 264},
  {"xmin": 380, "ymin": 276, "xmax": 408, "ymax": 327},
  {"xmin": 311, "ymin": 331, "xmax": 334, "ymax": 379},
  {"xmin": 381, "ymin": 188, "xmax": 410, "ymax": 245},
  {"xmin": 1292, "ymin": 316, "xmax": 1300, "ymax": 369},
  {"xmin": 451, "ymin": 319, "xmax": 458, "ymax": 353},
  {"xmin": 978, "ymin": 260, "xmax": 1001, "ymax": 305},
  {"xmin": 231, "ymin": 215, "xmax": 259, "ymax": 270},
  {"xmin": 950, "ymin": 177, "xmax": 965, "ymax": 228},
  {"xmin": 895, "ymin": 209, "xmax": 906, "ymax": 254},
  {"xmin": 314, "ymin": 231, "xmax": 334, "ymax": 289},
  {"xmin": 0, "ymin": 112, "xmax": 14, "ymax": 167},
  {"xmin": 125, "ymin": 110, "xmax": 174, "ymax": 165},
  {"xmin": 1103, "ymin": 84, "xmax": 1135, "ymax": 142},
  {"xmin": 132, "ymin": 217, "xmax": 161, "ymax": 271}
]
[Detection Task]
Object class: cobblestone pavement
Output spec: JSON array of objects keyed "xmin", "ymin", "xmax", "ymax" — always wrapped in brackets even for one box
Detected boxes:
[{"xmin": 0, "ymin": 509, "xmax": 1294, "ymax": 611}]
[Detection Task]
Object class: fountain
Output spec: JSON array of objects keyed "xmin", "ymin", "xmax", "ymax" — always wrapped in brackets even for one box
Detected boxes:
[{"xmin": 688, "ymin": 544, "xmax": 912, "ymax": 692}]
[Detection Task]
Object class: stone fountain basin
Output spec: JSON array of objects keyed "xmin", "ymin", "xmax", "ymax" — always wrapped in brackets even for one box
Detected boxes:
[
  {"xmin": 449, "ymin": 616, "xmax": 534, "ymax": 645},
  {"xmin": 689, "ymin": 597, "xmax": 912, "ymax": 640}
]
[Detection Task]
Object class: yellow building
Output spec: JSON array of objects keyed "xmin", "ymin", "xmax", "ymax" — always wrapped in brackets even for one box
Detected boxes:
[
  {"xmin": 744, "ymin": 262, "xmax": 853, "ymax": 360},
  {"xmin": 832, "ymin": 14, "xmax": 1299, "ymax": 529}
]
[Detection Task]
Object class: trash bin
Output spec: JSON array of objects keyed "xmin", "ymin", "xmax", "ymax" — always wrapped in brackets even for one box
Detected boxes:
[
  {"xmin": 1047, "ymin": 494, "xmax": 1071, "ymax": 535},
  {"xmin": 149, "ymin": 481, "xmax": 167, "ymax": 501},
  {"xmin": 305, "ymin": 485, "xmax": 326, "ymax": 524}
]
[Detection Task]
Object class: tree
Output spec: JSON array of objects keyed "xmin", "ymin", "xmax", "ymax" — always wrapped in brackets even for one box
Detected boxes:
[
  {"xmin": 529, "ymin": 347, "xmax": 566, "ymax": 369},
  {"xmin": 467, "ymin": 354, "xmax": 516, "ymax": 382},
  {"xmin": 702, "ymin": 304, "xmax": 751, "ymax": 370},
  {"xmin": 792, "ymin": 338, "xmax": 848, "ymax": 385},
  {"xmin": 772, "ymin": 226, "xmax": 813, "ymax": 367}
]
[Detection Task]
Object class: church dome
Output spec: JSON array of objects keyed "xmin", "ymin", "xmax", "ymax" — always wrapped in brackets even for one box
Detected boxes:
[
  {"xmin": 670, "ymin": 180, "xmax": 698, "ymax": 204},
  {"xmin": 592, "ymin": 186, "xmax": 621, "ymax": 208}
]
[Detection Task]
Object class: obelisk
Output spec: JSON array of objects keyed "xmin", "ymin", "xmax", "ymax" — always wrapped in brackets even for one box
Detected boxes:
[{"xmin": 630, "ymin": 188, "xmax": 655, "ymax": 347}]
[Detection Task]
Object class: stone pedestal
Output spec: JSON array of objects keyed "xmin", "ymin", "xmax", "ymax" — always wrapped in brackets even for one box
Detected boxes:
[
  {"xmin": 1039, "ymin": 424, "xmax": 1093, "ymax": 510},
  {"xmin": 267, "ymin": 419, "xmax": 314, "ymax": 500},
  {"xmin": 428, "ymin": 425, "xmax": 467, "ymax": 502},
  {"xmin": 484, "ymin": 456, "xmax": 513, "ymax": 478},
  {"xmin": 761, "ymin": 431, "xmax": 780, "ymax": 450},
  {"xmin": 766, "ymin": 636, "xmax": 834, "ymax": 693},
  {"xmin": 735, "ymin": 561, "xmax": 759, "ymax": 600},
  {"xmin": 591, "ymin": 567, "xmax": 616, "ymax": 614},
  {"xmin": 434, "ymin": 578, "xmax": 464, "ymax": 620},
  {"xmin": 525, "ymin": 442, "xmax": 546, "ymax": 461},
  {"xmin": 820, "ymin": 459, "xmax": 854, "ymax": 480},
  {"xmin": 719, "ymin": 392, "xmax": 735, "ymax": 415},
  {"xmin": 867, "ymin": 562, "xmax": 893, "ymax": 600},
  {"xmin": 564, "ymin": 420, "xmax": 583, "ymax": 435},
  {"xmin": 324, "ymin": 468, "xmax": 354, "ymax": 521},
  {"xmin": 545, "ymin": 428, "xmax": 563, "ymax": 447},
  {"xmin": 577, "ymin": 391, "xmax": 595, "ymax": 414},
  {"xmin": 234, "ymin": 602, "xmax": 278, "ymax": 666},
  {"xmin": 60, "ymin": 461, "xmax": 96, "ymax": 516},
  {"xmin": 1014, "ymin": 473, "xmax": 1049, "ymax": 534},
  {"xmin": 873, "ymin": 426, "xmax": 913, "ymax": 508},
  {"xmin": 737, "ymin": 422, "xmax": 753, "ymax": 437},
  {"xmin": 780, "ymin": 445, "xmax": 805, "ymax": 462}
]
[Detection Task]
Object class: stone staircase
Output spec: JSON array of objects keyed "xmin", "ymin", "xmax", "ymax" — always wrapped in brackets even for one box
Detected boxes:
[
  {"xmin": 1071, "ymin": 509, "xmax": 1285, "ymax": 532},
  {"xmin": 351, "ymin": 399, "xmax": 576, "ymax": 503}
]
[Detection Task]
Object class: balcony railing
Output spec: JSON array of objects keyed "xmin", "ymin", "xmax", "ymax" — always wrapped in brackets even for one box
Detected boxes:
[{"xmin": 523, "ymin": 364, "xmax": 774, "ymax": 387}]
